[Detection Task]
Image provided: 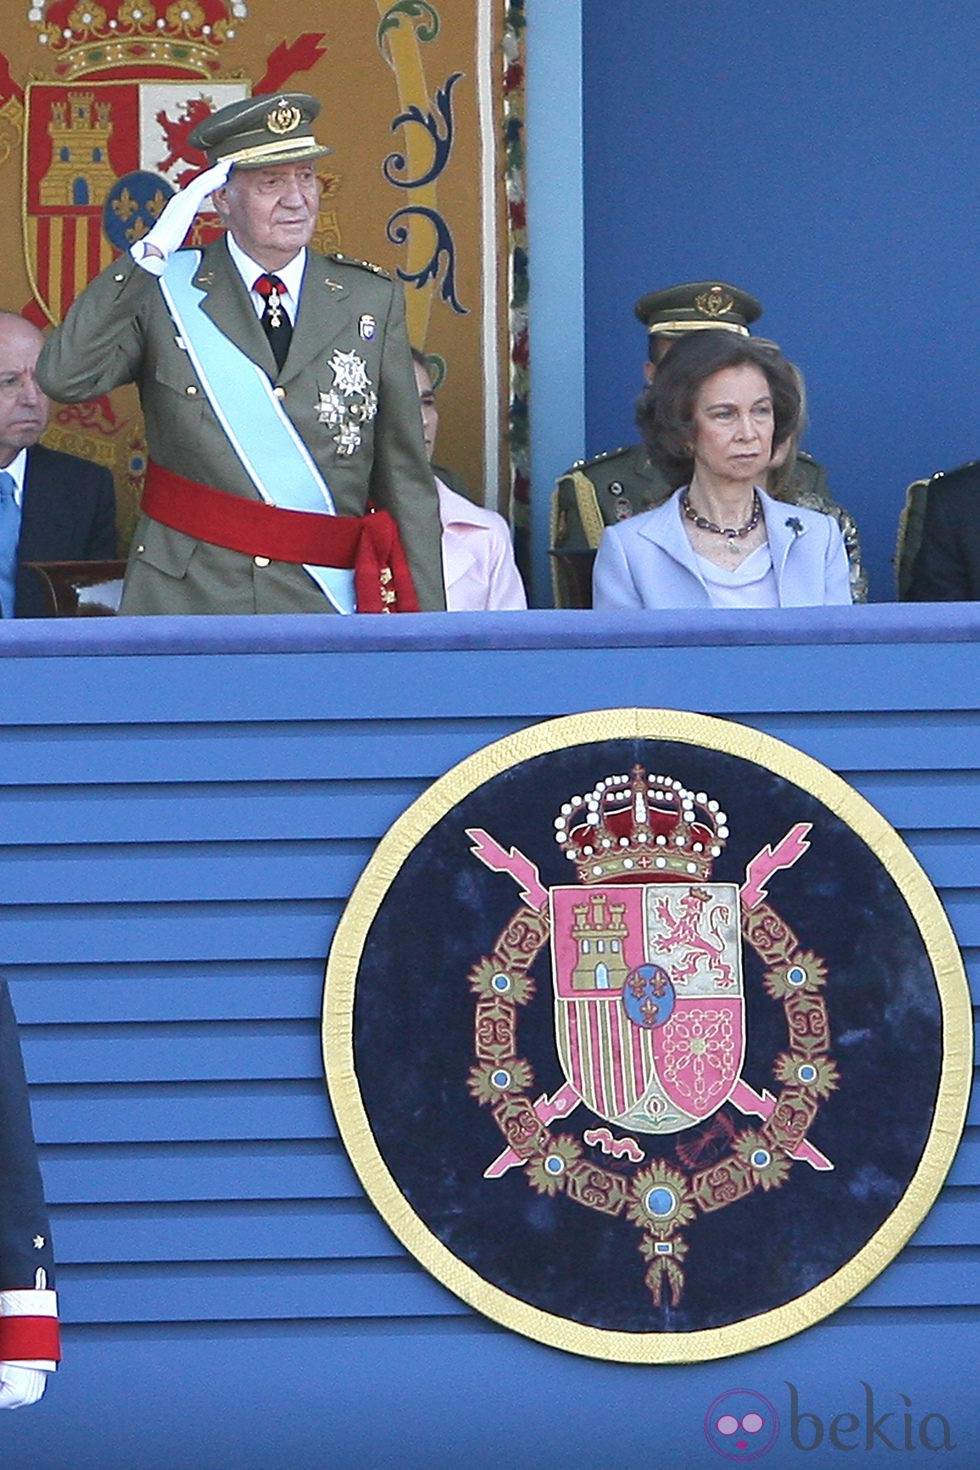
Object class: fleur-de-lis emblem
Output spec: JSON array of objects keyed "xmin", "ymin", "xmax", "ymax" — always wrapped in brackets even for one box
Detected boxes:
[{"xmin": 112, "ymin": 188, "xmax": 138, "ymax": 222}]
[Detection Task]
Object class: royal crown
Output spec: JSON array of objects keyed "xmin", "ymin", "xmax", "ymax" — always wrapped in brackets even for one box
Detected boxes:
[
  {"xmin": 554, "ymin": 764, "xmax": 728, "ymax": 885},
  {"xmin": 29, "ymin": 0, "xmax": 246, "ymax": 79}
]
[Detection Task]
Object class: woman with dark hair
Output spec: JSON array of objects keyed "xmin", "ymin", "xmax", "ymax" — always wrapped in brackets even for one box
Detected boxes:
[{"xmin": 592, "ymin": 332, "xmax": 851, "ymax": 609}]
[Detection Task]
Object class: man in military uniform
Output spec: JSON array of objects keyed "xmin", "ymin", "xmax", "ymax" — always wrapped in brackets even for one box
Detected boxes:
[
  {"xmin": 551, "ymin": 281, "xmax": 866, "ymax": 605},
  {"xmin": 37, "ymin": 93, "xmax": 445, "ymax": 615}
]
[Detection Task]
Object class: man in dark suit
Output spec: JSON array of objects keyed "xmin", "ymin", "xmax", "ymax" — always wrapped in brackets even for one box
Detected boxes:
[
  {"xmin": 36, "ymin": 93, "xmax": 445, "ymax": 616},
  {"xmin": 0, "ymin": 979, "xmax": 60, "ymax": 1407},
  {"xmin": 0, "ymin": 312, "xmax": 117, "ymax": 619},
  {"xmin": 904, "ymin": 462, "xmax": 980, "ymax": 600}
]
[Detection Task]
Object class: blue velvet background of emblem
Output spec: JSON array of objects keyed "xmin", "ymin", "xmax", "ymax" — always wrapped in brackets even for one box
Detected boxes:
[
  {"xmin": 351, "ymin": 739, "xmax": 942, "ymax": 1334},
  {"xmin": 622, "ymin": 964, "xmax": 675, "ymax": 1029},
  {"xmin": 102, "ymin": 172, "xmax": 176, "ymax": 253}
]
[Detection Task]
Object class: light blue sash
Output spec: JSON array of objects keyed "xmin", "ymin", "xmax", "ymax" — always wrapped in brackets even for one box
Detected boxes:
[{"xmin": 158, "ymin": 251, "xmax": 355, "ymax": 614}]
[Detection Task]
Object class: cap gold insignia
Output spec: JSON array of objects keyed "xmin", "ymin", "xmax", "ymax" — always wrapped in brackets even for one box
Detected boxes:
[
  {"xmin": 694, "ymin": 285, "xmax": 734, "ymax": 318},
  {"xmin": 266, "ymin": 102, "xmax": 302, "ymax": 136}
]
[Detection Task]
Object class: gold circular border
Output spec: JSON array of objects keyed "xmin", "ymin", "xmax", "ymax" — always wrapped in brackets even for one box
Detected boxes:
[{"xmin": 323, "ymin": 708, "xmax": 972, "ymax": 1363}]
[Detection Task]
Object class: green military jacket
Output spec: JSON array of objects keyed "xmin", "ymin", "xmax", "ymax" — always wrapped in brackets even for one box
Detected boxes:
[
  {"xmin": 36, "ymin": 240, "xmax": 446, "ymax": 615},
  {"xmin": 551, "ymin": 443, "xmax": 867, "ymax": 606}
]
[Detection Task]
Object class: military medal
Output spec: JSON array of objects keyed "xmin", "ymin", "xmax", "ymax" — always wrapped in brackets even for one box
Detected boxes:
[
  {"xmin": 266, "ymin": 285, "xmax": 284, "ymax": 329},
  {"xmin": 315, "ymin": 349, "xmax": 378, "ymax": 456}
]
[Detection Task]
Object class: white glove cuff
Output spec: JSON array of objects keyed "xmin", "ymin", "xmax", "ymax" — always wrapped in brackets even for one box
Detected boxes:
[{"xmin": 130, "ymin": 240, "xmax": 167, "ymax": 276}]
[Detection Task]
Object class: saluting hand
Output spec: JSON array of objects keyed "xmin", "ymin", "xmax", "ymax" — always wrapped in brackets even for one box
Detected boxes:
[{"xmin": 131, "ymin": 159, "xmax": 233, "ymax": 272}]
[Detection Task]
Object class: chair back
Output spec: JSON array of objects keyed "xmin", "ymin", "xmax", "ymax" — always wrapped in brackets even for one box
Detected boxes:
[
  {"xmin": 895, "ymin": 480, "xmax": 930, "ymax": 599},
  {"xmin": 25, "ymin": 560, "xmax": 127, "ymax": 616}
]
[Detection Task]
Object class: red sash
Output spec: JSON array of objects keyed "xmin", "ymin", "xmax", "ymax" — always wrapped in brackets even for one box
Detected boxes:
[{"xmin": 142, "ymin": 462, "xmax": 420, "ymax": 613}]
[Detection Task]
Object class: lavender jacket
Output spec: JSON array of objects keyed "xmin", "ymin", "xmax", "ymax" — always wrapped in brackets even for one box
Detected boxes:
[{"xmin": 593, "ymin": 486, "xmax": 852, "ymax": 610}]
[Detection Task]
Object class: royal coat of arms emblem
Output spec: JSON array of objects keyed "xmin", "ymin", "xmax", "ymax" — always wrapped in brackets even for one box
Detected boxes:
[
  {"xmin": 551, "ymin": 876, "xmax": 746, "ymax": 1134},
  {"xmin": 325, "ymin": 711, "xmax": 971, "ymax": 1362},
  {"xmin": 467, "ymin": 764, "xmax": 834, "ymax": 1310},
  {"xmin": 18, "ymin": 3, "xmax": 254, "ymax": 324}
]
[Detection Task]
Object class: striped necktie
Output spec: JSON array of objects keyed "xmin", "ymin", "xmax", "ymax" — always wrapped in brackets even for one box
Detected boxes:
[{"xmin": 0, "ymin": 470, "xmax": 21, "ymax": 618}]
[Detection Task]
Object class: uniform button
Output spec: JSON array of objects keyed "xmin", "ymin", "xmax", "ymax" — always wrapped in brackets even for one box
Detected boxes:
[
  {"xmin": 273, "ymin": 386, "xmax": 286, "ymax": 399},
  {"xmin": 185, "ymin": 385, "xmax": 198, "ymax": 396},
  {"xmin": 253, "ymin": 556, "xmax": 270, "ymax": 568},
  {"xmin": 113, "ymin": 272, "xmax": 126, "ymax": 282},
  {"xmin": 136, "ymin": 544, "xmax": 145, "ymax": 554}
]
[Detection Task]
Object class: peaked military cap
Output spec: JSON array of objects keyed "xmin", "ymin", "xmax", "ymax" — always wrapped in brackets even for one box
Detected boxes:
[
  {"xmin": 189, "ymin": 93, "xmax": 332, "ymax": 170},
  {"xmin": 635, "ymin": 281, "xmax": 763, "ymax": 338}
]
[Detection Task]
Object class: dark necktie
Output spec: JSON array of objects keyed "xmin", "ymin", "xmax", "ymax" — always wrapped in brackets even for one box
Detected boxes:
[{"xmin": 253, "ymin": 274, "xmax": 293, "ymax": 372}]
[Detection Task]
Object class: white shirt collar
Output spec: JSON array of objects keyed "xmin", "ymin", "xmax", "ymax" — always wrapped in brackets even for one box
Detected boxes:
[{"xmin": 226, "ymin": 234, "xmax": 307, "ymax": 319}]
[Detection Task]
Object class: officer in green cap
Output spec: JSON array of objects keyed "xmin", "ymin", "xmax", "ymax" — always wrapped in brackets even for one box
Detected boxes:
[
  {"xmin": 550, "ymin": 280, "xmax": 866, "ymax": 605},
  {"xmin": 37, "ymin": 92, "xmax": 445, "ymax": 615}
]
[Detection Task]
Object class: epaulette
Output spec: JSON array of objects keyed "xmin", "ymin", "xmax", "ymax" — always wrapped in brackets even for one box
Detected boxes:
[
  {"xmin": 568, "ymin": 444, "xmax": 636, "ymax": 472},
  {"xmin": 796, "ymin": 449, "xmax": 817, "ymax": 465},
  {"xmin": 328, "ymin": 252, "xmax": 391, "ymax": 279}
]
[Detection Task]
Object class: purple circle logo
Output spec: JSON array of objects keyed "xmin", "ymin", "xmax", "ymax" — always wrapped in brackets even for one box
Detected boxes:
[{"xmin": 705, "ymin": 1389, "xmax": 780, "ymax": 1460}]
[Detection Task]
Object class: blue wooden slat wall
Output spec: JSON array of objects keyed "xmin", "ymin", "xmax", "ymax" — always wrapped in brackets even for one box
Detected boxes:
[{"xmin": 0, "ymin": 608, "xmax": 976, "ymax": 1469}]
